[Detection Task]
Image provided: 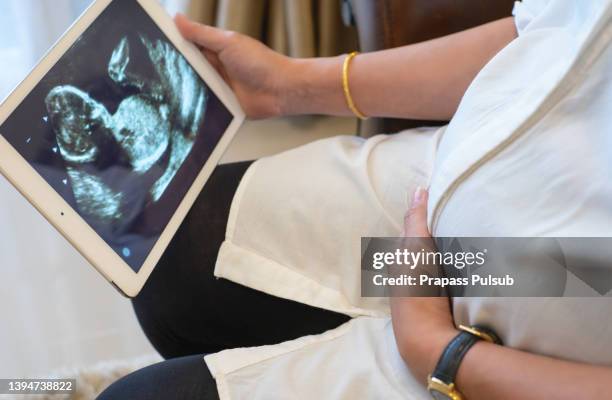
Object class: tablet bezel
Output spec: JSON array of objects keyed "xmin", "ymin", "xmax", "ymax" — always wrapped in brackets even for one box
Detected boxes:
[{"xmin": 0, "ymin": 0, "xmax": 245, "ymax": 297}]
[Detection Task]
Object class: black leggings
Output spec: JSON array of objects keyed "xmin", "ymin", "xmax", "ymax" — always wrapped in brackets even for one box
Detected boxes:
[{"xmin": 98, "ymin": 162, "xmax": 350, "ymax": 399}]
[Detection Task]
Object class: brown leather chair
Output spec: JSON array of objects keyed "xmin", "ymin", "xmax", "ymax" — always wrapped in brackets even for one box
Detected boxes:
[{"xmin": 349, "ymin": 0, "xmax": 515, "ymax": 136}]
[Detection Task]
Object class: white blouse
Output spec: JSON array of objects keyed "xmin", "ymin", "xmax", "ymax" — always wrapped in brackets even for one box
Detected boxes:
[
  {"xmin": 205, "ymin": 1, "xmax": 612, "ymax": 398},
  {"xmin": 435, "ymin": 0, "xmax": 612, "ymax": 365}
]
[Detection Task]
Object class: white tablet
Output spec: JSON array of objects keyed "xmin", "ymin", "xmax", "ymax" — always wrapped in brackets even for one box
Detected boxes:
[{"xmin": 0, "ymin": 0, "xmax": 245, "ymax": 297}]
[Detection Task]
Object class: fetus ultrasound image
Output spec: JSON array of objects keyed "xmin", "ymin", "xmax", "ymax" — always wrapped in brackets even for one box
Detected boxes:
[{"xmin": 0, "ymin": 0, "xmax": 233, "ymax": 271}]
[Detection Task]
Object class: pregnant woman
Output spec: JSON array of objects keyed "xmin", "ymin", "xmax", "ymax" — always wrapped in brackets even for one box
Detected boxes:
[{"xmin": 100, "ymin": 0, "xmax": 612, "ymax": 399}]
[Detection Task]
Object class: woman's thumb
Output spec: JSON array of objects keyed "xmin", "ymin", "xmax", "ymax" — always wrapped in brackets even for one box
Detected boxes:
[
  {"xmin": 403, "ymin": 186, "xmax": 430, "ymax": 238},
  {"xmin": 175, "ymin": 14, "xmax": 231, "ymax": 53}
]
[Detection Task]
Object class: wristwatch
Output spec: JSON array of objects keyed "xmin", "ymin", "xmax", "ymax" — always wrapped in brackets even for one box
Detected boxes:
[{"xmin": 427, "ymin": 325, "xmax": 502, "ymax": 400}]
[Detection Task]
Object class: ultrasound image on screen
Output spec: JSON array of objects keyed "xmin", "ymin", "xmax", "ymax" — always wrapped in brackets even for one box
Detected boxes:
[{"xmin": 0, "ymin": 0, "xmax": 234, "ymax": 271}]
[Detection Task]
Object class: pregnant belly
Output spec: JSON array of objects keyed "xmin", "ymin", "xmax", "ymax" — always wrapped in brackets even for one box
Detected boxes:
[{"xmin": 431, "ymin": 130, "xmax": 612, "ymax": 366}]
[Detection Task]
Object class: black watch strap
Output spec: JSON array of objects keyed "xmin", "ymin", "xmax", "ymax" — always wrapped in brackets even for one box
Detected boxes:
[
  {"xmin": 431, "ymin": 331, "xmax": 479, "ymax": 385},
  {"xmin": 432, "ymin": 325, "xmax": 502, "ymax": 385}
]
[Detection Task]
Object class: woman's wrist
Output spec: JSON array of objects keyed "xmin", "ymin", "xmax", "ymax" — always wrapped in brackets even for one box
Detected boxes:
[
  {"xmin": 279, "ymin": 56, "xmax": 350, "ymax": 117},
  {"xmin": 403, "ymin": 326, "xmax": 459, "ymax": 384}
]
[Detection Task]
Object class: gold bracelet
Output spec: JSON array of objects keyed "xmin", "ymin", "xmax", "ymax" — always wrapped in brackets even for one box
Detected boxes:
[{"xmin": 342, "ymin": 51, "xmax": 368, "ymax": 120}]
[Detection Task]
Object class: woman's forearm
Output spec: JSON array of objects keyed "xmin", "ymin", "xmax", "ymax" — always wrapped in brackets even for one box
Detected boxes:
[
  {"xmin": 396, "ymin": 190, "xmax": 612, "ymax": 399},
  {"xmin": 283, "ymin": 17, "xmax": 517, "ymax": 120},
  {"xmin": 397, "ymin": 308, "xmax": 612, "ymax": 400},
  {"xmin": 456, "ymin": 340, "xmax": 612, "ymax": 400}
]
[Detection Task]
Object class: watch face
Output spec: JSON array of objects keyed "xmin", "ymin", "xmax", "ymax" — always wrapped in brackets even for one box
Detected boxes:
[{"xmin": 430, "ymin": 390, "xmax": 451, "ymax": 400}]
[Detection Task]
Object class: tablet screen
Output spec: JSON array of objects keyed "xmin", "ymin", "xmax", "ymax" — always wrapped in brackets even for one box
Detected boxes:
[{"xmin": 0, "ymin": 0, "xmax": 233, "ymax": 272}]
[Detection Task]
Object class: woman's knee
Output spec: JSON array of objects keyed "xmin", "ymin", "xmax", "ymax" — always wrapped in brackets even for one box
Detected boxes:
[{"xmin": 130, "ymin": 249, "xmax": 219, "ymax": 358}]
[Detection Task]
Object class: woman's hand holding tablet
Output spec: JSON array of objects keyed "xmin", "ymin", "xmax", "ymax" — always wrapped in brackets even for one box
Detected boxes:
[{"xmin": 0, "ymin": 0, "xmax": 245, "ymax": 297}]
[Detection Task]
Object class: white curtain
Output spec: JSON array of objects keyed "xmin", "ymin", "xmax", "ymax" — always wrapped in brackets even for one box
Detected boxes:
[
  {"xmin": 0, "ymin": 0, "xmax": 157, "ymax": 378},
  {"xmin": 184, "ymin": 0, "xmax": 357, "ymax": 58},
  {"xmin": 0, "ymin": 0, "xmax": 82, "ymax": 98},
  {"xmin": 162, "ymin": 0, "xmax": 190, "ymax": 16}
]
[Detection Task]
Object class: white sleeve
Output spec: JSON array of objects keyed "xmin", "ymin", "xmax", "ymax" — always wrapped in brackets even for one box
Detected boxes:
[{"xmin": 512, "ymin": 0, "xmax": 553, "ymax": 34}]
